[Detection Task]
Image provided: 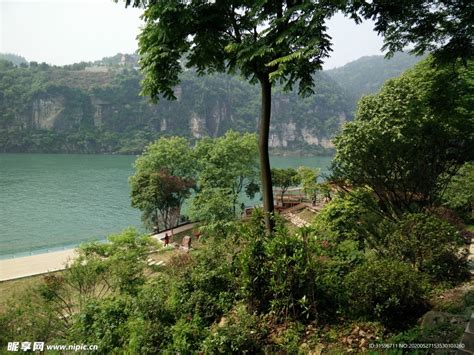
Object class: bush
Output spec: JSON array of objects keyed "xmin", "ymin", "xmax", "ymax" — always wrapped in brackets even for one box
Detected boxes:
[
  {"xmin": 442, "ymin": 162, "xmax": 474, "ymax": 223},
  {"xmin": 0, "ymin": 288, "xmax": 62, "ymax": 347},
  {"xmin": 70, "ymin": 297, "xmax": 132, "ymax": 352},
  {"xmin": 202, "ymin": 305, "xmax": 268, "ymax": 354},
  {"xmin": 270, "ymin": 321, "xmax": 305, "ymax": 354},
  {"xmin": 383, "ymin": 213, "xmax": 469, "ymax": 283},
  {"xmin": 167, "ymin": 315, "xmax": 209, "ymax": 353},
  {"xmin": 344, "ymin": 258, "xmax": 429, "ymax": 329},
  {"xmin": 167, "ymin": 239, "xmax": 237, "ymax": 323},
  {"xmin": 312, "ymin": 238, "xmax": 366, "ymax": 317},
  {"xmin": 313, "ymin": 189, "xmax": 381, "ymax": 248},
  {"xmin": 237, "ymin": 220, "xmax": 320, "ymax": 322}
]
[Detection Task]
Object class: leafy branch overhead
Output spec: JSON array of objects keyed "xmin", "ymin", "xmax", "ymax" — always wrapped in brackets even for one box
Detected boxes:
[{"xmin": 128, "ymin": 1, "xmax": 337, "ymax": 101}]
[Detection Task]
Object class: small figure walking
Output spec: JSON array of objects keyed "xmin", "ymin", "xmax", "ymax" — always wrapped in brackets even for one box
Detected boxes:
[{"xmin": 164, "ymin": 233, "xmax": 170, "ymax": 246}]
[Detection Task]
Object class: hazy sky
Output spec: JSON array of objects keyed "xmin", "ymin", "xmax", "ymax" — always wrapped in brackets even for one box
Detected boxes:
[{"xmin": 1, "ymin": 0, "xmax": 385, "ymax": 69}]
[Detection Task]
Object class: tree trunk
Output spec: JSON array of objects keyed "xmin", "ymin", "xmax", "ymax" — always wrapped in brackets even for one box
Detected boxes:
[{"xmin": 259, "ymin": 74, "xmax": 275, "ymax": 233}]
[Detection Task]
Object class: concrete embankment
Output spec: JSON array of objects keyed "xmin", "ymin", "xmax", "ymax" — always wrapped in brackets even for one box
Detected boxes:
[{"xmin": 0, "ymin": 222, "xmax": 197, "ymax": 282}]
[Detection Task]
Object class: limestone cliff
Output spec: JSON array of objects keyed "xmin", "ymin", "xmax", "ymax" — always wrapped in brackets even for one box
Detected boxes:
[{"xmin": 0, "ymin": 63, "xmax": 349, "ymax": 154}]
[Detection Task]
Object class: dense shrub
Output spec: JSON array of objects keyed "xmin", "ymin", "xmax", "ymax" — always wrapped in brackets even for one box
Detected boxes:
[
  {"xmin": 238, "ymin": 220, "xmax": 321, "ymax": 322},
  {"xmin": 313, "ymin": 189, "xmax": 381, "ymax": 248},
  {"xmin": 202, "ymin": 305, "xmax": 268, "ymax": 354},
  {"xmin": 442, "ymin": 162, "xmax": 474, "ymax": 223},
  {"xmin": 167, "ymin": 241, "xmax": 237, "ymax": 323},
  {"xmin": 312, "ymin": 238, "xmax": 366, "ymax": 316},
  {"xmin": 70, "ymin": 297, "xmax": 132, "ymax": 352},
  {"xmin": 344, "ymin": 258, "xmax": 429, "ymax": 328},
  {"xmin": 125, "ymin": 276, "xmax": 175, "ymax": 353},
  {"xmin": 167, "ymin": 315, "xmax": 209, "ymax": 353},
  {"xmin": 382, "ymin": 213, "xmax": 469, "ymax": 283}
]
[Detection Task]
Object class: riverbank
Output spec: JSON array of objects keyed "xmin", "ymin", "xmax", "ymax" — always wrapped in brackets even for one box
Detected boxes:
[
  {"xmin": 1, "ymin": 148, "xmax": 335, "ymax": 157},
  {"xmin": 0, "ymin": 223, "xmax": 197, "ymax": 281}
]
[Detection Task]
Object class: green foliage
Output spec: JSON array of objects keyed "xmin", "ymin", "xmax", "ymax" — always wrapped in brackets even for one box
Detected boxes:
[
  {"xmin": 167, "ymin": 315, "xmax": 209, "ymax": 353},
  {"xmin": 380, "ymin": 213, "xmax": 469, "ymax": 284},
  {"xmin": 78, "ymin": 228, "xmax": 156, "ymax": 295},
  {"xmin": 344, "ymin": 258, "xmax": 430, "ymax": 329},
  {"xmin": 133, "ymin": 136, "xmax": 195, "ymax": 178},
  {"xmin": 193, "ymin": 130, "xmax": 259, "ymax": 217},
  {"xmin": 0, "ymin": 53, "xmax": 28, "ymax": 66},
  {"xmin": 238, "ymin": 217, "xmax": 320, "ymax": 322},
  {"xmin": 130, "ymin": 137, "xmax": 196, "ymax": 229},
  {"xmin": 167, "ymin": 241, "xmax": 237, "ymax": 323},
  {"xmin": 297, "ymin": 166, "xmax": 320, "ymax": 202},
  {"xmin": 272, "ymin": 322, "xmax": 305, "ymax": 354},
  {"xmin": 443, "ymin": 162, "xmax": 474, "ymax": 223},
  {"xmin": 189, "ymin": 187, "xmax": 237, "ymax": 237},
  {"xmin": 349, "ymin": 0, "xmax": 473, "ymax": 65},
  {"xmin": 2, "ymin": 211, "xmax": 469, "ymax": 351},
  {"xmin": 202, "ymin": 305, "xmax": 268, "ymax": 354},
  {"xmin": 0, "ymin": 288, "xmax": 61, "ymax": 346},
  {"xmin": 0, "ymin": 228, "xmax": 155, "ymax": 349},
  {"xmin": 271, "ymin": 167, "xmax": 300, "ymax": 203},
  {"xmin": 309, "ymin": 238, "xmax": 366, "ymax": 318},
  {"xmin": 313, "ymin": 189, "xmax": 381, "ymax": 247},
  {"xmin": 333, "ymin": 56, "xmax": 474, "ymax": 218},
  {"xmin": 71, "ymin": 296, "xmax": 132, "ymax": 352},
  {"xmin": 131, "ymin": 1, "xmax": 338, "ymax": 100}
]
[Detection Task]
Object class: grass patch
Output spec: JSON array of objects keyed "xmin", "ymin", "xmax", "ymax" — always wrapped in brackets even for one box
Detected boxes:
[
  {"xmin": 295, "ymin": 208, "xmax": 317, "ymax": 224},
  {"xmin": 0, "ymin": 244, "xmax": 181, "ymax": 312},
  {"xmin": 0, "ymin": 274, "xmax": 48, "ymax": 313}
]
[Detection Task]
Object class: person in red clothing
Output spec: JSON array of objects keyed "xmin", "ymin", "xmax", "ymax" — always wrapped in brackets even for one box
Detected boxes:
[{"xmin": 164, "ymin": 233, "xmax": 170, "ymax": 246}]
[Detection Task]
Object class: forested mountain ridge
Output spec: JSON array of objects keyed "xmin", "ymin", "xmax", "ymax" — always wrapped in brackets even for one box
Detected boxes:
[
  {"xmin": 326, "ymin": 52, "xmax": 424, "ymax": 111},
  {"xmin": 0, "ymin": 53, "xmax": 420, "ymax": 154},
  {"xmin": 0, "ymin": 53, "xmax": 27, "ymax": 67}
]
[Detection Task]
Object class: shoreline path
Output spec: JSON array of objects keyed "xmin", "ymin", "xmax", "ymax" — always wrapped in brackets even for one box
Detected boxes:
[{"xmin": 0, "ymin": 223, "xmax": 196, "ymax": 282}]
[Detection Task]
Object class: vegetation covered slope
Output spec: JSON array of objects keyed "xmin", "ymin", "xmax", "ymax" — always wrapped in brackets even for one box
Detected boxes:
[
  {"xmin": 326, "ymin": 52, "xmax": 423, "ymax": 111},
  {"xmin": 0, "ymin": 52, "xmax": 421, "ymax": 154}
]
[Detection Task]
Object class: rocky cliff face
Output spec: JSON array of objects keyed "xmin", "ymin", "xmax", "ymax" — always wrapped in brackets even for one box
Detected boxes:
[
  {"xmin": 0, "ymin": 52, "xmax": 423, "ymax": 154},
  {"xmin": 0, "ymin": 65, "xmax": 350, "ymax": 154}
]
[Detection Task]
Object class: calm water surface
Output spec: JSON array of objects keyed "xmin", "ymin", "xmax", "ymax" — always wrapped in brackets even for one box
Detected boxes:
[{"xmin": 0, "ymin": 154, "xmax": 331, "ymax": 257}]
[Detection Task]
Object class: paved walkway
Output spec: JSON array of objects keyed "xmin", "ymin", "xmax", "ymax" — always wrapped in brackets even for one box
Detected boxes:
[
  {"xmin": 150, "ymin": 222, "xmax": 197, "ymax": 242},
  {"xmin": 0, "ymin": 223, "xmax": 197, "ymax": 282}
]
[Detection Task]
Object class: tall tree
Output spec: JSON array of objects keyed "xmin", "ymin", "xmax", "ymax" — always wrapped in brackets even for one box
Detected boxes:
[
  {"xmin": 122, "ymin": 0, "xmax": 339, "ymax": 233},
  {"xmin": 130, "ymin": 168, "xmax": 195, "ymax": 229},
  {"xmin": 297, "ymin": 166, "xmax": 321, "ymax": 204},
  {"xmin": 194, "ymin": 130, "xmax": 259, "ymax": 215},
  {"xmin": 130, "ymin": 137, "xmax": 196, "ymax": 229},
  {"xmin": 271, "ymin": 167, "xmax": 300, "ymax": 204}
]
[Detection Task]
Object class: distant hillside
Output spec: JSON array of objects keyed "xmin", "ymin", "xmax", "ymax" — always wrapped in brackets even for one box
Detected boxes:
[
  {"xmin": 326, "ymin": 52, "xmax": 423, "ymax": 111},
  {"xmin": 0, "ymin": 52, "xmax": 422, "ymax": 155},
  {"xmin": 0, "ymin": 53, "xmax": 28, "ymax": 66},
  {"xmin": 0, "ymin": 57, "xmax": 349, "ymax": 154}
]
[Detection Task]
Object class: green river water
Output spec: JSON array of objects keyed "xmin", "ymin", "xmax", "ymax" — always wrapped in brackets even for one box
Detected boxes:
[{"xmin": 0, "ymin": 154, "xmax": 331, "ymax": 258}]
